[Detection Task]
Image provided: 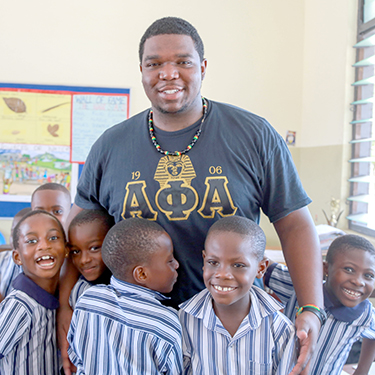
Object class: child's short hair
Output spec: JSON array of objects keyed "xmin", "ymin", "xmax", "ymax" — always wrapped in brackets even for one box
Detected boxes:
[
  {"xmin": 326, "ymin": 234, "xmax": 375, "ymax": 264},
  {"xmin": 206, "ymin": 216, "xmax": 266, "ymax": 260},
  {"xmin": 14, "ymin": 207, "xmax": 32, "ymax": 220},
  {"xmin": 69, "ymin": 209, "xmax": 115, "ymax": 233},
  {"xmin": 31, "ymin": 183, "xmax": 70, "ymax": 202},
  {"xmin": 102, "ymin": 218, "xmax": 166, "ymax": 279},
  {"xmin": 12, "ymin": 210, "xmax": 66, "ymax": 250}
]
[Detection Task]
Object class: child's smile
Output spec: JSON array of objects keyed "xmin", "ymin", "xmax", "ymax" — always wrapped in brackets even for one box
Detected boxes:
[
  {"xmin": 324, "ymin": 248, "xmax": 375, "ymax": 308},
  {"xmin": 13, "ymin": 213, "xmax": 67, "ymax": 294}
]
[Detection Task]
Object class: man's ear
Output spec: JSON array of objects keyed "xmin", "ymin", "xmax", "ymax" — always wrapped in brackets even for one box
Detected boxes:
[
  {"xmin": 139, "ymin": 64, "xmax": 143, "ymax": 73},
  {"xmin": 201, "ymin": 59, "xmax": 207, "ymax": 80},
  {"xmin": 12, "ymin": 250, "xmax": 22, "ymax": 266},
  {"xmin": 133, "ymin": 265, "xmax": 147, "ymax": 285},
  {"xmin": 256, "ymin": 258, "xmax": 270, "ymax": 279}
]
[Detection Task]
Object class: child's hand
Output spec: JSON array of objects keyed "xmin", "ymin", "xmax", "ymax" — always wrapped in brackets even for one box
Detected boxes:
[
  {"xmin": 288, "ymin": 311, "xmax": 321, "ymax": 374},
  {"xmin": 57, "ymin": 305, "xmax": 76, "ymax": 375}
]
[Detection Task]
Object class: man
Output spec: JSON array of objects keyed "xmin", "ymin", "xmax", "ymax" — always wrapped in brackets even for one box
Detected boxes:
[{"xmin": 60, "ymin": 17, "xmax": 323, "ymax": 375}]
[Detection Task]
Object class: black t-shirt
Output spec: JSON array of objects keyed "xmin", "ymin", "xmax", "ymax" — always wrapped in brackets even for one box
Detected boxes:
[{"xmin": 76, "ymin": 99, "xmax": 311, "ymax": 306}]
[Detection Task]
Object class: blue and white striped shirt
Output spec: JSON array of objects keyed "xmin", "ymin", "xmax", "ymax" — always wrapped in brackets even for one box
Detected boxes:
[
  {"xmin": 0, "ymin": 273, "xmax": 60, "ymax": 375},
  {"xmin": 69, "ymin": 276, "xmax": 93, "ymax": 310},
  {"xmin": 178, "ymin": 286, "xmax": 297, "ymax": 375},
  {"xmin": 68, "ymin": 276, "xmax": 183, "ymax": 375},
  {"xmin": 265, "ymin": 263, "xmax": 375, "ymax": 374},
  {"xmin": 0, "ymin": 250, "xmax": 22, "ymax": 297},
  {"xmin": 69, "ymin": 271, "xmax": 112, "ymax": 309}
]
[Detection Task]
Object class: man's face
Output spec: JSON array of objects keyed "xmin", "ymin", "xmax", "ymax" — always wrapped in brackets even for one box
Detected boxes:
[{"xmin": 140, "ymin": 34, "xmax": 207, "ymax": 117}]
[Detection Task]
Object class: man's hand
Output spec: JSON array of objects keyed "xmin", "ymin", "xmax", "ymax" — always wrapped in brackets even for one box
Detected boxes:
[
  {"xmin": 289, "ymin": 311, "xmax": 321, "ymax": 375},
  {"xmin": 57, "ymin": 305, "xmax": 76, "ymax": 375}
]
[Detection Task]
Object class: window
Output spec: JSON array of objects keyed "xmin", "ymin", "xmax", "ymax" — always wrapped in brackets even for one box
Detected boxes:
[{"xmin": 348, "ymin": 0, "xmax": 375, "ymax": 237}]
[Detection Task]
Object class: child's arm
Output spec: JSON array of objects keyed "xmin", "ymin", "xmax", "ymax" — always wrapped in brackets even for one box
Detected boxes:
[
  {"xmin": 353, "ymin": 338, "xmax": 375, "ymax": 375},
  {"xmin": 58, "ymin": 203, "xmax": 83, "ymax": 375}
]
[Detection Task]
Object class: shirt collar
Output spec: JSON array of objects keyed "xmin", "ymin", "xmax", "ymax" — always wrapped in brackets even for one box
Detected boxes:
[
  {"xmin": 181, "ymin": 286, "xmax": 284, "ymax": 332},
  {"xmin": 12, "ymin": 273, "xmax": 59, "ymax": 310},
  {"xmin": 323, "ymin": 283, "xmax": 369, "ymax": 323},
  {"xmin": 110, "ymin": 276, "xmax": 170, "ymax": 302},
  {"xmin": 82, "ymin": 268, "xmax": 112, "ymax": 286}
]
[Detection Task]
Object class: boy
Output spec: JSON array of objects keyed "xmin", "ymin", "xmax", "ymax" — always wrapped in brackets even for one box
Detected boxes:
[
  {"xmin": 68, "ymin": 209, "xmax": 114, "ymax": 309},
  {"xmin": 264, "ymin": 234, "xmax": 375, "ymax": 374},
  {"xmin": 0, "ymin": 183, "xmax": 71, "ymax": 299},
  {"xmin": 0, "ymin": 207, "xmax": 31, "ymax": 301},
  {"xmin": 178, "ymin": 216, "xmax": 296, "ymax": 374},
  {"xmin": 0, "ymin": 210, "xmax": 68, "ymax": 374},
  {"xmin": 31, "ymin": 182, "xmax": 71, "ymax": 226},
  {"xmin": 67, "ymin": 218, "xmax": 183, "ymax": 374}
]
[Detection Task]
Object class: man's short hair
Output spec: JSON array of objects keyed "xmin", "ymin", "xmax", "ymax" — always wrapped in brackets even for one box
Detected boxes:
[
  {"xmin": 69, "ymin": 209, "xmax": 114, "ymax": 234},
  {"xmin": 139, "ymin": 16, "xmax": 205, "ymax": 62},
  {"xmin": 31, "ymin": 183, "xmax": 70, "ymax": 203},
  {"xmin": 206, "ymin": 216, "xmax": 266, "ymax": 261},
  {"xmin": 102, "ymin": 218, "xmax": 167, "ymax": 279},
  {"xmin": 326, "ymin": 234, "xmax": 375, "ymax": 264},
  {"xmin": 13, "ymin": 210, "xmax": 66, "ymax": 250}
]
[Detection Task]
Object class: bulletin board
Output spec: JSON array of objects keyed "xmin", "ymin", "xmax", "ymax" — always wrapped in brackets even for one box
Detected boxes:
[{"xmin": 0, "ymin": 83, "xmax": 130, "ymax": 217}]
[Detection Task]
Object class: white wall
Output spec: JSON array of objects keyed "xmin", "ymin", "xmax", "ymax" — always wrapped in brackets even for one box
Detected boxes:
[{"xmin": 0, "ymin": 0, "xmax": 358, "ymax": 244}]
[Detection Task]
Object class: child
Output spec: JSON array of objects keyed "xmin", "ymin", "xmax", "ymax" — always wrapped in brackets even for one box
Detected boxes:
[
  {"xmin": 0, "ymin": 183, "xmax": 70, "ymax": 299},
  {"xmin": 264, "ymin": 234, "xmax": 375, "ymax": 374},
  {"xmin": 31, "ymin": 182, "xmax": 71, "ymax": 226},
  {"xmin": 178, "ymin": 216, "xmax": 296, "ymax": 374},
  {"xmin": 67, "ymin": 218, "xmax": 183, "ymax": 374},
  {"xmin": 0, "ymin": 210, "xmax": 68, "ymax": 374},
  {"xmin": 68, "ymin": 209, "xmax": 114, "ymax": 309},
  {"xmin": 0, "ymin": 207, "xmax": 31, "ymax": 301}
]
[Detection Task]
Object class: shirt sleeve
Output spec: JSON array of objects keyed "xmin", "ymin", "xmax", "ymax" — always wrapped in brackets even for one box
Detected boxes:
[
  {"xmin": 264, "ymin": 263, "xmax": 296, "ymax": 303},
  {"xmin": 260, "ymin": 134, "xmax": 311, "ymax": 223},
  {"xmin": 67, "ymin": 310, "xmax": 83, "ymax": 369},
  {"xmin": 0, "ymin": 254, "xmax": 21, "ymax": 297},
  {"xmin": 178, "ymin": 309, "xmax": 193, "ymax": 375},
  {"xmin": 74, "ymin": 135, "xmax": 105, "ymax": 210},
  {"xmin": 0, "ymin": 298, "xmax": 31, "ymax": 358},
  {"xmin": 361, "ymin": 307, "xmax": 375, "ymax": 340},
  {"xmin": 271, "ymin": 314, "xmax": 297, "ymax": 375}
]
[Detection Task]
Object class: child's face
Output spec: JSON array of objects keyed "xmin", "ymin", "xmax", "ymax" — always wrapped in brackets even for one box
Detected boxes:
[
  {"xmin": 203, "ymin": 231, "xmax": 267, "ymax": 310},
  {"xmin": 31, "ymin": 190, "xmax": 71, "ymax": 226},
  {"xmin": 69, "ymin": 222, "xmax": 108, "ymax": 282},
  {"xmin": 324, "ymin": 248, "xmax": 375, "ymax": 308},
  {"xmin": 12, "ymin": 213, "xmax": 67, "ymax": 292},
  {"xmin": 143, "ymin": 233, "xmax": 179, "ymax": 294}
]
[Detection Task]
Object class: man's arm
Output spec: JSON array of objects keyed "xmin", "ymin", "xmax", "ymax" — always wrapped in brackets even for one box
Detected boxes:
[
  {"xmin": 353, "ymin": 338, "xmax": 375, "ymax": 375},
  {"xmin": 273, "ymin": 206, "xmax": 323, "ymax": 375},
  {"xmin": 58, "ymin": 203, "xmax": 83, "ymax": 375}
]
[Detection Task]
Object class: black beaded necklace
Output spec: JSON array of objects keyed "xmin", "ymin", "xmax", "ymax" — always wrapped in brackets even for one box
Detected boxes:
[{"xmin": 148, "ymin": 97, "xmax": 208, "ymax": 156}]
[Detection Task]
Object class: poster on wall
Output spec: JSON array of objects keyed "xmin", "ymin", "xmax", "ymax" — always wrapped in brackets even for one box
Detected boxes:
[{"xmin": 0, "ymin": 83, "xmax": 130, "ymax": 216}]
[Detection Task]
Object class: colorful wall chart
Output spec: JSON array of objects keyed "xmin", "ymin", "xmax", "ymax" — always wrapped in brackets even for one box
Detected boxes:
[{"xmin": 0, "ymin": 83, "xmax": 130, "ymax": 216}]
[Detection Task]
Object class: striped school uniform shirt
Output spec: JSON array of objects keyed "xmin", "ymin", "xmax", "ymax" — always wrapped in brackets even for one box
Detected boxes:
[
  {"xmin": 0, "ymin": 250, "xmax": 22, "ymax": 297},
  {"xmin": 68, "ymin": 276, "xmax": 183, "ymax": 375},
  {"xmin": 69, "ymin": 270, "xmax": 112, "ymax": 309},
  {"xmin": 265, "ymin": 263, "xmax": 375, "ymax": 374},
  {"xmin": 178, "ymin": 286, "xmax": 297, "ymax": 375},
  {"xmin": 0, "ymin": 273, "xmax": 59, "ymax": 375}
]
